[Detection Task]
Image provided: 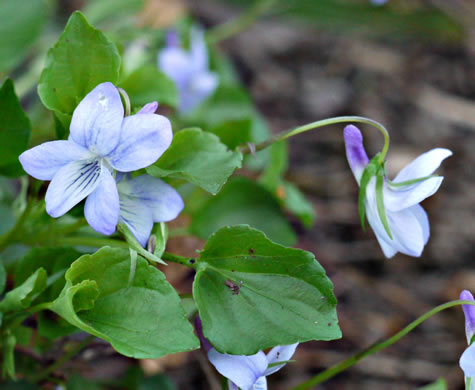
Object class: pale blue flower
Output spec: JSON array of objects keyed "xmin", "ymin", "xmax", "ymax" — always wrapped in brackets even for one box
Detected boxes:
[
  {"xmin": 371, "ymin": 0, "xmax": 388, "ymax": 5},
  {"xmin": 158, "ymin": 28, "xmax": 218, "ymax": 114},
  {"xmin": 195, "ymin": 317, "xmax": 297, "ymax": 390},
  {"xmin": 344, "ymin": 125, "xmax": 452, "ymax": 258},
  {"xmin": 460, "ymin": 290, "xmax": 475, "ymax": 389},
  {"xmin": 208, "ymin": 344, "xmax": 298, "ymax": 390},
  {"xmin": 19, "ymin": 82, "xmax": 172, "ymax": 235},
  {"xmin": 116, "ymin": 173, "xmax": 184, "ymax": 247}
]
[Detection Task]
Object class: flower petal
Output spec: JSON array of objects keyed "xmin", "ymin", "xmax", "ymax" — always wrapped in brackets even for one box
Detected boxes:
[
  {"xmin": 119, "ymin": 175, "xmax": 183, "ymax": 222},
  {"xmin": 84, "ymin": 168, "xmax": 119, "ymax": 235},
  {"xmin": 374, "ymin": 232, "xmax": 398, "ymax": 258},
  {"xmin": 384, "ymin": 176, "xmax": 444, "ymax": 212},
  {"xmin": 69, "ymin": 82, "xmax": 124, "ymax": 156},
  {"xmin": 252, "ymin": 377, "xmax": 267, "ymax": 390},
  {"xmin": 461, "ymin": 290, "xmax": 475, "ymax": 344},
  {"xmin": 119, "ymin": 193, "xmax": 154, "ymax": 247},
  {"xmin": 460, "ymin": 343, "xmax": 475, "ymax": 377},
  {"xmin": 393, "ymin": 148, "xmax": 452, "ymax": 183},
  {"xmin": 158, "ymin": 47, "xmax": 192, "ymax": 90},
  {"xmin": 45, "ymin": 159, "xmax": 101, "ymax": 217},
  {"xmin": 409, "ymin": 204, "xmax": 430, "ymax": 245},
  {"xmin": 19, "ymin": 141, "xmax": 91, "ymax": 180},
  {"xmin": 180, "ymin": 71, "xmax": 218, "ymax": 114},
  {"xmin": 208, "ymin": 349, "xmax": 268, "ymax": 390},
  {"xmin": 344, "ymin": 125, "xmax": 369, "ymax": 183},
  {"xmin": 263, "ymin": 343, "xmax": 298, "ymax": 376},
  {"xmin": 190, "ymin": 27, "xmax": 209, "ymax": 73},
  {"xmin": 137, "ymin": 101, "xmax": 158, "ymax": 114},
  {"xmin": 107, "ymin": 114, "xmax": 172, "ymax": 172},
  {"xmin": 365, "ymin": 183, "xmax": 426, "ymax": 257}
]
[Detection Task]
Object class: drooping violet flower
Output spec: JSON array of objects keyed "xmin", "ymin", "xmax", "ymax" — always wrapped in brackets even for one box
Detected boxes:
[
  {"xmin": 195, "ymin": 317, "xmax": 297, "ymax": 390},
  {"xmin": 158, "ymin": 28, "xmax": 218, "ymax": 114},
  {"xmin": 19, "ymin": 82, "xmax": 172, "ymax": 235},
  {"xmin": 116, "ymin": 173, "xmax": 183, "ymax": 247},
  {"xmin": 344, "ymin": 125, "xmax": 452, "ymax": 258},
  {"xmin": 460, "ymin": 290, "xmax": 475, "ymax": 388}
]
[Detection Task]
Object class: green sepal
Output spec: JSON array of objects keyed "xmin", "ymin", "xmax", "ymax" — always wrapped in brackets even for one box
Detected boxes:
[
  {"xmin": 357, "ymin": 154, "xmax": 380, "ymax": 231},
  {"xmin": 267, "ymin": 360, "xmax": 296, "ymax": 368},
  {"xmin": 376, "ymin": 171, "xmax": 393, "ymax": 239},
  {"xmin": 117, "ymin": 223, "xmax": 167, "ymax": 265},
  {"xmin": 388, "ymin": 174, "xmax": 438, "ymax": 188}
]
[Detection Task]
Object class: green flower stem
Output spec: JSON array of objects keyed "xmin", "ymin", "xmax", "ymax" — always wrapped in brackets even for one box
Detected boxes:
[
  {"xmin": 161, "ymin": 252, "xmax": 197, "ymax": 269},
  {"xmin": 117, "ymin": 87, "xmax": 131, "ymax": 117},
  {"xmin": 31, "ymin": 335, "xmax": 95, "ymax": 383},
  {"xmin": 292, "ymin": 299, "xmax": 475, "ymax": 390},
  {"xmin": 240, "ymin": 116, "xmax": 390, "ymax": 164},
  {"xmin": 206, "ymin": 0, "xmax": 278, "ymax": 44}
]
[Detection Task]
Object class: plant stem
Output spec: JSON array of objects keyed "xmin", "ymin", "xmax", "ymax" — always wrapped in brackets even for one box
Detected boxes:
[
  {"xmin": 161, "ymin": 252, "xmax": 197, "ymax": 269},
  {"xmin": 31, "ymin": 335, "xmax": 95, "ymax": 383},
  {"xmin": 206, "ymin": 0, "xmax": 278, "ymax": 44},
  {"xmin": 292, "ymin": 299, "xmax": 475, "ymax": 390},
  {"xmin": 240, "ymin": 116, "xmax": 390, "ymax": 164}
]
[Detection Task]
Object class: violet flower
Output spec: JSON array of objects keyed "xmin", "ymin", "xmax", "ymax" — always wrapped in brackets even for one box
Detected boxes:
[
  {"xmin": 460, "ymin": 290, "xmax": 475, "ymax": 389},
  {"xmin": 19, "ymin": 82, "xmax": 172, "ymax": 235},
  {"xmin": 158, "ymin": 28, "xmax": 218, "ymax": 114},
  {"xmin": 344, "ymin": 125, "xmax": 452, "ymax": 258},
  {"xmin": 116, "ymin": 173, "xmax": 183, "ymax": 247},
  {"xmin": 195, "ymin": 317, "xmax": 297, "ymax": 390}
]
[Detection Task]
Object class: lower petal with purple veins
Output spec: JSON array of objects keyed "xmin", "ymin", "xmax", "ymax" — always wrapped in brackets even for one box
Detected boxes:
[{"xmin": 45, "ymin": 159, "xmax": 102, "ymax": 218}]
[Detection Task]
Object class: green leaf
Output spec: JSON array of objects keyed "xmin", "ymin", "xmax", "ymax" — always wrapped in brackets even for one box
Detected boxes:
[
  {"xmin": 37, "ymin": 11, "xmax": 121, "ymax": 123},
  {"xmin": 0, "ymin": 268, "xmax": 47, "ymax": 313},
  {"xmin": 194, "ymin": 225, "xmax": 340, "ymax": 354},
  {"xmin": 184, "ymin": 86, "xmax": 255, "ymax": 127},
  {"xmin": 0, "ymin": 79, "xmax": 32, "ymax": 177},
  {"xmin": 258, "ymin": 141, "xmax": 288, "ymax": 190},
  {"xmin": 280, "ymin": 181, "xmax": 316, "ymax": 228},
  {"xmin": 1, "ymin": 331, "xmax": 16, "ymax": 379},
  {"xmin": 139, "ymin": 374, "xmax": 177, "ymax": 390},
  {"xmin": 119, "ymin": 65, "xmax": 178, "ymax": 108},
  {"xmin": 48, "ymin": 247, "xmax": 199, "ymax": 358},
  {"xmin": 191, "ymin": 177, "xmax": 296, "ymax": 246},
  {"xmin": 375, "ymin": 171, "xmax": 393, "ymax": 239},
  {"xmin": 67, "ymin": 375, "xmax": 104, "ymax": 390},
  {"xmin": 0, "ymin": 0, "xmax": 47, "ymax": 72},
  {"xmin": 14, "ymin": 247, "xmax": 82, "ymax": 302},
  {"xmin": 418, "ymin": 378, "xmax": 448, "ymax": 390},
  {"xmin": 207, "ymin": 119, "xmax": 253, "ymax": 150},
  {"xmin": 146, "ymin": 128, "xmax": 242, "ymax": 195}
]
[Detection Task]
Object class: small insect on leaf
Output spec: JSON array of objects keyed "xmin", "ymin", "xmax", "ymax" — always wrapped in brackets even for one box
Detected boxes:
[{"xmin": 225, "ymin": 279, "xmax": 240, "ymax": 295}]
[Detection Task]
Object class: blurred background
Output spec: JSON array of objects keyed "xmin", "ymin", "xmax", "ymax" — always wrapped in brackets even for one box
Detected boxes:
[{"xmin": 2, "ymin": 0, "xmax": 475, "ymax": 389}]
